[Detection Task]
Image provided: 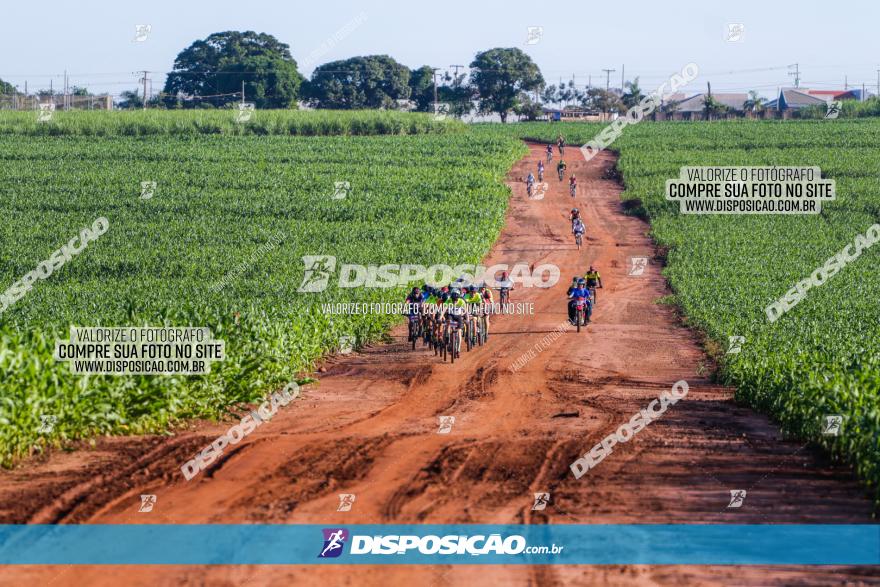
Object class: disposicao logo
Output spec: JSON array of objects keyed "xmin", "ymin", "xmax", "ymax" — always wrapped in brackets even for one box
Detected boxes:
[{"xmin": 319, "ymin": 528, "xmax": 349, "ymax": 558}]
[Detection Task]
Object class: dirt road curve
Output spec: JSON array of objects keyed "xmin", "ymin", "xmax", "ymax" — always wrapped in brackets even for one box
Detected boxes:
[{"xmin": 1, "ymin": 144, "xmax": 876, "ymax": 587}]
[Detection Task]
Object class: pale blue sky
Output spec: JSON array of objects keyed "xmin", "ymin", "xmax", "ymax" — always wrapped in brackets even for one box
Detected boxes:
[{"xmin": 2, "ymin": 0, "xmax": 877, "ymax": 99}]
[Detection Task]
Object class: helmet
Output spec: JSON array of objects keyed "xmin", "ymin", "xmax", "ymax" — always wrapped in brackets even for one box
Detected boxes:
[
  {"xmin": 571, "ymin": 276, "xmax": 579, "ymax": 283},
  {"xmin": 411, "ymin": 286, "xmax": 420, "ymax": 295},
  {"xmin": 421, "ymin": 283, "xmax": 430, "ymax": 291},
  {"xmin": 500, "ymin": 271, "xmax": 509, "ymax": 279},
  {"xmin": 577, "ymin": 278, "xmax": 586, "ymax": 286},
  {"xmin": 441, "ymin": 286, "xmax": 449, "ymax": 293},
  {"xmin": 450, "ymin": 290, "xmax": 461, "ymax": 300},
  {"xmin": 572, "ymin": 208, "xmax": 579, "ymax": 213},
  {"xmin": 588, "ymin": 265, "xmax": 595, "ymax": 272},
  {"xmin": 440, "ymin": 292, "xmax": 449, "ymax": 302},
  {"xmin": 467, "ymin": 285, "xmax": 477, "ymax": 293}
]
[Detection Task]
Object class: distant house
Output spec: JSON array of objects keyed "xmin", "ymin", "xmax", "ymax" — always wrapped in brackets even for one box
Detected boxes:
[
  {"xmin": 801, "ymin": 89, "xmax": 861, "ymax": 103},
  {"xmin": 672, "ymin": 93, "xmax": 749, "ymax": 114},
  {"xmin": 775, "ymin": 89, "xmax": 826, "ymax": 111},
  {"xmin": 773, "ymin": 88, "xmax": 860, "ymax": 111}
]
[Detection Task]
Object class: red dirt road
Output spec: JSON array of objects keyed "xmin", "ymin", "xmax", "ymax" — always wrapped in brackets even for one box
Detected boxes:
[{"xmin": 1, "ymin": 144, "xmax": 876, "ymax": 586}]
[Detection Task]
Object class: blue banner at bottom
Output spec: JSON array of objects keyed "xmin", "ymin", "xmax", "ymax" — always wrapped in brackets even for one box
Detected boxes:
[{"xmin": 0, "ymin": 524, "xmax": 878, "ymax": 565}]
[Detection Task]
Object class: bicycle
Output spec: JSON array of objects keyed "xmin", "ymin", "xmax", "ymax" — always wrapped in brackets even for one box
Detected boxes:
[
  {"xmin": 407, "ymin": 313, "xmax": 422, "ymax": 350},
  {"xmin": 588, "ymin": 285, "xmax": 598, "ymax": 306},
  {"xmin": 443, "ymin": 319, "xmax": 462, "ymax": 363},
  {"xmin": 572, "ymin": 296, "xmax": 588, "ymax": 332},
  {"xmin": 474, "ymin": 306, "xmax": 488, "ymax": 345},
  {"xmin": 496, "ymin": 286, "xmax": 510, "ymax": 311},
  {"xmin": 574, "ymin": 230, "xmax": 583, "ymax": 249},
  {"xmin": 537, "ymin": 168, "xmax": 544, "ymax": 182},
  {"xmin": 558, "ymin": 168, "xmax": 565, "ymax": 181},
  {"xmin": 570, "ymin": 183, "xmax": 577, "ymax": 197}
]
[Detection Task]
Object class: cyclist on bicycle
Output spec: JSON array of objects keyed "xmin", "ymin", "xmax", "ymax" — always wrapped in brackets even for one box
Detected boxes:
[
  {"xmin": 569, "ymin": 174, "xmax": 577, "ymax": 196},
  {"xmin": 463, "ymin": 285, "xmax": 482, "ymax": 306},
  {"xmin": 557, "ymin": 158, "xmax": 567, "ymax": 180},
  {"xmin": 442, "ymin": 288, "xmax": 467, "ymax": 348},
  {"xmin": 557, "ymin": 135, "xmax": 566, "ymax": 155},
  {"xmin": 478, "ymin": 283, "xmax": 495, "ymax": 327},
  {"xmin": 567, "ymin": 278, "xmax": 592, "ymax": 324},
  {"xmin": 546, "ymin": 144, "xmax": 553, "ymax": 161},
  {"xmin": 573, "ymin": 218, "xmax": 585, "ymax": 238},
  {"xmin": 570, "ymin": 208, "xmax": 581, "ymax": 223},
  {"xmin": 584, "ymin": 266, "xmax": 603, "ymax": 289},
  {"xmin": 420, "ymin": 284, "xmax": 433, "ymax": 302},
  {"xmin": 537, "ymin": 160, "xmax": 545, "ymax": 181},
  {"xmin": 479, "ymin": 283, "xmax": 494, "ymax": 304},
  {"xmin": 405, "ymin": 286, "xmax": 422, "ymax": 307},
  {"xmin": 566, "ymin": 276, "xmax": 580, "ymax": 296}
]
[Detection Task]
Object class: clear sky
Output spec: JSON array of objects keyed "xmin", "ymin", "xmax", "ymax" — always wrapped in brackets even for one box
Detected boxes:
[{"xmin": 2, "ymin": 0, "xmax": 877, "ymax": 100}]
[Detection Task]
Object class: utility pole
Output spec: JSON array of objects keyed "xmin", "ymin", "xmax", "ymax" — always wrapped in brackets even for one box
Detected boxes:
[
  {"xmin": 241, "ymin": 80, "xmax": 245, "ymax": 104},
  {"xmin": 862, "ymin": 83, "xmax": 866, "ymax": 102},
  {"xmin": 788, "ymin": 63, "xmax": 800, "ymax": 88},
  {"xmin": 602, "ymin": 68, "xmax": 615, "ymax": 92},
  {"xmin": 602, "ymin": 68, "xmax": 616, "ymax": 120},
  {"xmin": 431, "ymin": 67, "xmax": 440, "ymax": 113},
  {"xmin": 876, "ymin": 69, "xmax": 879, "ymax": 97},
  {"xmin": 845, "ymin": 76, "xmax": 848, "ymax": 90},
  {"xmin": 620, "ymin": 64, "xmax": 625, "ymax": 91},
  {"xmin": 449, "ymin": 64, "xmax": 464, "ymax": 77},
  {"xmin": 138, "ymin": 71, "xmax": 151, "ymax": 110}
]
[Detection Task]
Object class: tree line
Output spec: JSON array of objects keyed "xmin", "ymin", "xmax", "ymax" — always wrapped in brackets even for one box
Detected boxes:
[{"xmin": 146, "ymin": 30, "xmax": 552, "ymax": 122}]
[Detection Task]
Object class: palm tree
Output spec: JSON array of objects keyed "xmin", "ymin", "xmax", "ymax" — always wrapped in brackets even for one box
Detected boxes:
[
  {"xmin": 622, "ymin": 77, "xmax": 645, "ymax": 108},
  {"xmin": 703, "ymin": 95, "xmax": 729, "ymax": 120},
  {"xmin": 743, "ymin": 90, "xmax": 765, "ymax": 114}
]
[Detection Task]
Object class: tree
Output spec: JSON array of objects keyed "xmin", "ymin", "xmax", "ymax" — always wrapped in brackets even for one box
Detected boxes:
[
  {"xmin": 117, "ymin": 90, "xmax": 143, "ymax": 109},
  {"xmin": 583, "ymin": 88, "xmax": 623, "ymax": 115},
  {"xmin": 117, "ymin": 90, "xmax": 163, "ymax": 109},
  {"xmin": 163, "ymin": 31, "xmax": 302, "ymax": 108},
  {"xmin": 438, "ymin": 72, "xmax": 475, "ymax": 118},
  {"xmin": 622, "ymin": 78, "xmax": 645, "ymax": 108},
  {"xmin": 305, "ymin": 55, "xmax": 411, "ymax": 109},
  {"xmin": 743, "ymin": 90, "xmax": 765, "ymax": 113},
  {"xmin": 408, "ymin": 65, "xmax": 435, "ymax": 112},
  {"xmin": 703, "ymin": 95, "xmax": 729, "ymax": 119},
  {"xmin": 661, "ymin": 99, "xmax": 681, "ymax": 116},
  {"xmin": 469, "ymin": 48, "xmax": 544, "ymax": 122},
  {"xmin": 72, "ymin": 86, "xmax": 90, "ymax": 96},
  {"xmin": 513, "ymin": 92, "xmax": 543, "ymax": 120},
  {"xmin": 541, "ymin": 84, "xmax": 558, "ymax": 107},
  {"xmin": 0, "ymin": 78, "xmax": 14, "ymax": 94}
]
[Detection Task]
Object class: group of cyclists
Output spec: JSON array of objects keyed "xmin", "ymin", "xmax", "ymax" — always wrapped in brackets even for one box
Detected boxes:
[
  {"xmin": 403, "ymin": 274, "xmax": 513, "ymax": 362},
  {"xmin": 527, "ymin": 135, "xmax": 577, "ymax": 198},
  {"xmin": 401, "ymin": 133, "xmax": 607, "ymax": 363}
]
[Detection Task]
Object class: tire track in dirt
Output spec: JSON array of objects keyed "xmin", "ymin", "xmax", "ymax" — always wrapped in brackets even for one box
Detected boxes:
[{"xmin": 0, "ymin": 143, "xmax": 876, "ymax": 587}]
